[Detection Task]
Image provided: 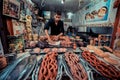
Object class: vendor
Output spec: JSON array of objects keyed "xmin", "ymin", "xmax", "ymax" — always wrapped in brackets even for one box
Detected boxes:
[
  {"xmin": 66, "ymin": 26, "xmax": 72, "ymax": 36},
  {"xmin": 44, "ymin": 11, "xmax": 64, "ymax": 43},
  {"xmin": 71, "ymin": 28, "xmax": 77, "ymax": 37}
]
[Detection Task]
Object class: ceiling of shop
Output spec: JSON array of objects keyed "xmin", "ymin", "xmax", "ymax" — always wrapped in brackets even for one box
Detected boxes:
[{"xmin": 32, "ymin": 0, "xmax": 91, "ymax": 12}]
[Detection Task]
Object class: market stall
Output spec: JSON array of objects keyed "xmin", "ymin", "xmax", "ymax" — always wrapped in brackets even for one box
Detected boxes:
[{"xmin": 1, "ymin": 35, "xmax": 120, "ymax": 80}]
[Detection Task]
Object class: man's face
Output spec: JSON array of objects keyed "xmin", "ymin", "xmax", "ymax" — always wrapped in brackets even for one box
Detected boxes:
[
  {"xmin": 34, "ymin": 9, "xmax": 38, "ymax": 14},
  {"xmin": 54, "ymin": 14, "xmax": 61, "ymax": 22},
  {"xmin": 98, "ymin": 7, "xmax": 107, "ymax": 17},
  {"xmin": 86, "ymin": 14, "xmax": 91, "ymax": 20}
]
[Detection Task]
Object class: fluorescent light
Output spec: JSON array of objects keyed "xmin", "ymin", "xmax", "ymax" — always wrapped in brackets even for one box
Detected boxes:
[
  {"xmin": 67, "ymin": 12, "xmax": 73, "ymax": 19},
  {"xmin": 61, "ymin": 0, "xmax": 64, "ymax": 4}
]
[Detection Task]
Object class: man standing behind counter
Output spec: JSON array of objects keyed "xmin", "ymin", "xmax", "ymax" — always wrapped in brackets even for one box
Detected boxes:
[{"xmin": 44, "ymin": 11, "xmax": 64, "ymax": 43}]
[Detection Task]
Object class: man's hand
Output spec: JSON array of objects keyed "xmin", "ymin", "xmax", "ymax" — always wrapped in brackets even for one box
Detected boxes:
[
  {"xmin": 45, "ymin": 30, "xmax": 54, "ymax": 43},
  {"xmin": 54, "ymin": 36, "xmax": 59, "ymax": 40},
  {"xmin": 48, "ymin": 38, "xmax": 55, "ymax": 44},
  {"xmin": 57, "ymin": 33, "xmax": 63, "ymax": 38}
]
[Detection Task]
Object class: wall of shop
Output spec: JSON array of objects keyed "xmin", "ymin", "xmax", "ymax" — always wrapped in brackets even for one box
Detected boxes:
[
  {"xmin": 0, "ymin": 0, "xmax": 37, "ymax": 54},
  {"xmin": 87, "ymin": 27, "xmax": 113, "ymax": 34},
  {"xmin": 72, "ymin": 0, "xmax": 117, "ymax": 33}
]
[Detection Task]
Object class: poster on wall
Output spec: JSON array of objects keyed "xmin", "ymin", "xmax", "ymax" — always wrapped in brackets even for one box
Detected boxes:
[
  {"xmin": 12, "ymin": 20, "xmax": 25, "ymax": 36},
  {"xmin": 3, "ymin": 0, "xmax": 20, "ymax": 19},
  {"xmin": 8, "ymin": 35, "xmax": 24, "ymax": 53},
  {"xmin": 43, "ymin": 11, "xmax": 51, "ymax": 19},
  {"xmin": 85, "ymin": 0, "xmax": 111, "ymax": 24},
  {"xmin": 19, "ymin": 0, "xmax": 26, "ymax": 21},
  {"xmin": 0, "ymin": 38, "xmax": 4, "ymax": 55}
]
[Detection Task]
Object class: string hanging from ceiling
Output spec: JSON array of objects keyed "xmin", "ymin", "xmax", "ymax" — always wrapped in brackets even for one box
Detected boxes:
[{"xmin": 41, "ymin": 0, "xmax": 47, "ymax": 7}]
